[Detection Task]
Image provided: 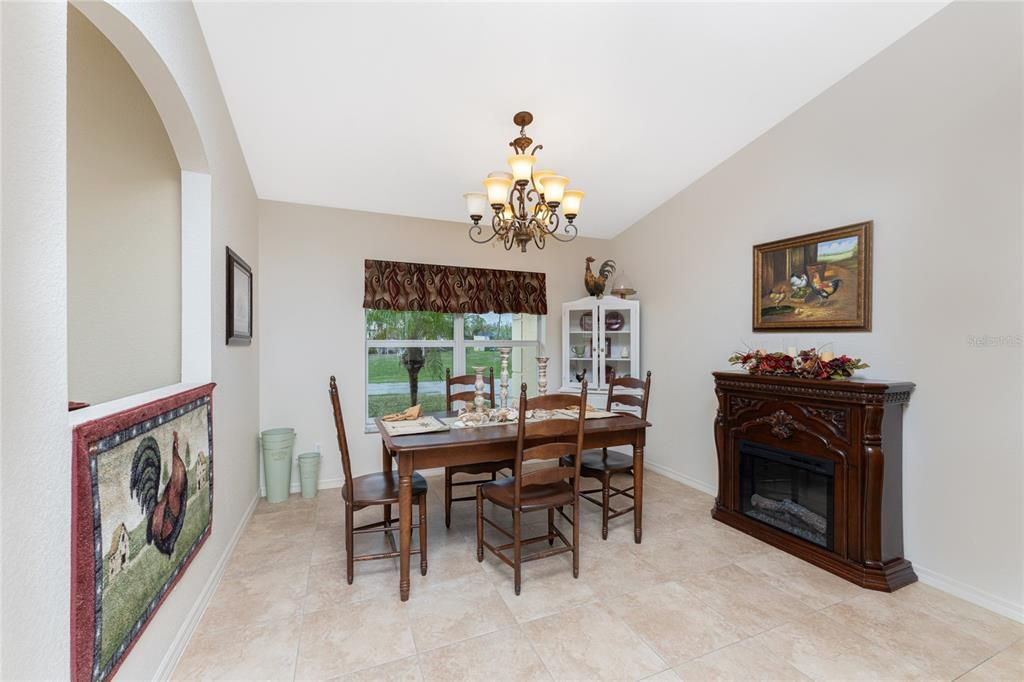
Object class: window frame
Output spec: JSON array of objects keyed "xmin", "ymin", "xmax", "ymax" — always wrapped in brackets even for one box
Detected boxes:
[{"xmin": 364, "ymin": 311, "xmax": 545, "ymax": 432}]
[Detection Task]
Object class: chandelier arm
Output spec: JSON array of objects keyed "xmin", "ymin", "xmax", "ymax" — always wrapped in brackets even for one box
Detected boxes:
[
  {"xmin": 504, "ymin": 225, "xmax": 516, "ymax": 250},
  {"xmin": 468, "ymin": 222, "xmax": 498, "ymax": 244},
  {"xmin": 549, "ymin": 220, "xmax": 579, "ymax": 243},
  {"xmin": 515, "ymin": 184, "xmax": 528, "ymax": 220},
  {"xmin": 541, "ymin": 210, "xmax": 577, "ymax": 242},
  {"xmin": 533, "ymin": 225, "xmax": 546, "ymax": 250}
]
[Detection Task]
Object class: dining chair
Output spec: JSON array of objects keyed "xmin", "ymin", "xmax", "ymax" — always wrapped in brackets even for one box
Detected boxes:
[
  {"xmin": 563, "ymin": 370, "xmax": 652, "ymax": 539},
  {"xmin": 329, "ymin": 376, "xmax": 428, "ymax": 583},
  {"xmin": 443, "ymin": 367, "xmax": 514, "ymax": 528},
  {"xmin": 476, "ymin": 382, "xmax": 588, "ymax": 595}
]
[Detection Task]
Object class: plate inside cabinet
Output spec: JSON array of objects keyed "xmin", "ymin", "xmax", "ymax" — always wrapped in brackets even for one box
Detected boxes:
[
  {"xmin": 579, "ymin": 311, "xmax": 593, "ymax": 331},
  {"xmin": 605, "ymin": 311, "xmax": 625, "ymax": 331}
]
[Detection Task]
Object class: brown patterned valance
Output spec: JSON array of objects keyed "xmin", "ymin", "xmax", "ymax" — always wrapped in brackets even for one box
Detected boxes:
[{"xmin": 363, "ymin": 259, "xmax": 547, "ymax": 315}]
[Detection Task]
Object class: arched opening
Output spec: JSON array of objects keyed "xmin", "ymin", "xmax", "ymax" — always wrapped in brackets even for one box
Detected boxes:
[{"xmin": 67, "ymin": 1, "xmax": 212, "ymax": 407}]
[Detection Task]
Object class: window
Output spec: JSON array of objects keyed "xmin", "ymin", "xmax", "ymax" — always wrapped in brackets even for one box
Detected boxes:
[{"xmin": 365, "ymin": 310, "xmax": 543, "ymax": 429}]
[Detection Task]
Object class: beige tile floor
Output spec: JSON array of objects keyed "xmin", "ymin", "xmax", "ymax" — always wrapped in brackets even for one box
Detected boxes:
[{"xmin": 174, "ymin": 472, "xmax": 1023, "ymax": 681}]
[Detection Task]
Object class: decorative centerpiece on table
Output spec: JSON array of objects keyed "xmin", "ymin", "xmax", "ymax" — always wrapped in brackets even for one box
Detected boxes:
[{"xmin": 728, "ymin": 347, "xmax": 869, "ymax": 380}]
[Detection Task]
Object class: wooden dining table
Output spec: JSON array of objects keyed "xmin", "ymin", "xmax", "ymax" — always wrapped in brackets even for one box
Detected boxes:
[{"xmin": 376, "ymin": 410, "xmax": 651, "ymax": 601}]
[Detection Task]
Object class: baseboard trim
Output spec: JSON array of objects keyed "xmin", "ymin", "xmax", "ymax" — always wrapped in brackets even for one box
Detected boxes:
[
  {"xmin": 643, "ymin": 460, "xmax": 717, "ymax": 497},
  {"xmin": 914, "ymin": 564, "xmax": 1024, "ymax": 623},
  {"xmin": 154, "ymin": 494, "xmax": 259, "ymax": 680}
]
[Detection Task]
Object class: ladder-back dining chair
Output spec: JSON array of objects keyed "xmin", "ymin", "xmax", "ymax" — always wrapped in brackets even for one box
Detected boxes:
[
  {"xmin": 329, "ymin": 376, "xmax": 428, "ymax": 583},
  {"xmin": 443, "ymin": 368, "xmax": 514, "ymax": 528},
  {"xmin": 563, "ymin": 370, "xmax": 652, "ymax": 539},
  {"xmin": 476, "ymin": 382, "xmax": 588, "ymax": 595}
]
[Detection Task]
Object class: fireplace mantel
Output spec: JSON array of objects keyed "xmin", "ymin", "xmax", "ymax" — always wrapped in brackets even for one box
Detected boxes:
[{"xmin": 712, "ymin": 371, "xmax": 916, "ymax": 591}]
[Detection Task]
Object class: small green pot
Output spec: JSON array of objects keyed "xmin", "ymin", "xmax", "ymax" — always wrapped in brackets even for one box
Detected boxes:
[{"xmin": 297, "ymin": 452, "xmax": 321, "ymax": 499}]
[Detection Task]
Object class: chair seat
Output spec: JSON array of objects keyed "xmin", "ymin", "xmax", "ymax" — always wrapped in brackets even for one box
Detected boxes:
[
  {"xmin": 561, "ymin": 449, "xmax": 634, "ymax": 474},
  {"xmin": 344, "ymin": 471, "xmax": 427, "ymax": 505},
  {"xmin": 448, "ymin": 459, "xmax": 513, "ymax": 476},
  {"xmin": 480, "ymin": 476, "xmax": 574, "ymax": 512}
]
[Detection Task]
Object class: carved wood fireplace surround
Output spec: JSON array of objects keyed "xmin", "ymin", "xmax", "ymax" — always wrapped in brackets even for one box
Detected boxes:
[{"xmin": 713, "ymin": 371, "xmax": 916, "ymax": 591}]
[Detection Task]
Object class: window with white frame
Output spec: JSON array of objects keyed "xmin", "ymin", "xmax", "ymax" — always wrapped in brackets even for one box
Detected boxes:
[{"xmin": 365, "ymin": 310, "xmax": 543, "ymax": 428}]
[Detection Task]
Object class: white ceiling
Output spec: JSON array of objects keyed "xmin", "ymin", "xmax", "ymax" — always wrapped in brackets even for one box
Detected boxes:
[{"xmin": 195, "ymin": 1, "xmax": 945, "ymax": 239}]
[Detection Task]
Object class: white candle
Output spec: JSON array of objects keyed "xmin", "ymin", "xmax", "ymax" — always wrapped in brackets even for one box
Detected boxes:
[
  {"xmin": 786, "ymin": 346, "xmax": 797, "ymax": 358},
  {"xmin": 820, "ymin": 351, "xmax": 835, "ymax": 362}
]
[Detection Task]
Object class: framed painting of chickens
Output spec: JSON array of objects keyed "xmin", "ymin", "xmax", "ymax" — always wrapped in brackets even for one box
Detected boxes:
[
  {"xmin": 72, "ymin": 383, "xmax": 215, "ymax": 682},
  {"xmin": 753, "ymin": 221, "xmax": 872, "ymax": 331}
]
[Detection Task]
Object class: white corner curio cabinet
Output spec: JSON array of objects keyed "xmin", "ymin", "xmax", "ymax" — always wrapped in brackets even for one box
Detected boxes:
[{"xmin": 560, "ymin": 296, "xmax": 640, "ymax": 399}]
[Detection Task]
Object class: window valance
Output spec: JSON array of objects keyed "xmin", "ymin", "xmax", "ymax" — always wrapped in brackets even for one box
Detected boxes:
[{"xmin": 363, "ymin": 259, "xmax": 547, "ymax": 315}]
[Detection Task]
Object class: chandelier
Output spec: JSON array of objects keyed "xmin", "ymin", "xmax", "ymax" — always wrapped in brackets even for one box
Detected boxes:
[{"xmin": 463, "ymin": 111, "xmax": 583, "ymax": 252}]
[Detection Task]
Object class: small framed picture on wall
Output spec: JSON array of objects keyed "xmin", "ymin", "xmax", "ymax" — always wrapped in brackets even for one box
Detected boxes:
[{"xmin": 226, "ymin": 247, "xmax": 253, "ymax": 345}]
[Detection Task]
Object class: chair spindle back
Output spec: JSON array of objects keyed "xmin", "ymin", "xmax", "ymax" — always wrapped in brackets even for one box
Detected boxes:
[
  {"xmin": 605, "ymin": 369, "xmax": 652, "ymax": 420},
  {"xmin": 328, "ymin": 376, "xmax": 354, "ymax": 498},
  {"xmin": 512, "ymin": 382, "xmax": 589, "ymax": 509},
  {"xmin": 445, "ymin": 368, "xmax": 496, "ymax": 410}
]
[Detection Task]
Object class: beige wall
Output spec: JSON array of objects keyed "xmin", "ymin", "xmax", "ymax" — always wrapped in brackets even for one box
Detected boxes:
[
  {"xmin": 67, "ymin": 6, "xmax": 182, "ymax": 405},
  {"xmin": 611, "ymin": 2, "xmax": 1022, "ymax": 618},
  {"xmin": 258, "ymin": 200, "xmax": 609, "ymax": 486},
  {"xmin": 0, "ymin": 2, "xmax": 261, "ymax": 677},
  {"xmin": 1, "ymin": 2, "xmax": 71, "ymax": 676}
]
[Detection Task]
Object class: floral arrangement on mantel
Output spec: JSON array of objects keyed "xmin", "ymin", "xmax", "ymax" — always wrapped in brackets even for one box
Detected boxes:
[{"xmin": 728, "ymin": 348, "xmax": 869, "ymax": 380}]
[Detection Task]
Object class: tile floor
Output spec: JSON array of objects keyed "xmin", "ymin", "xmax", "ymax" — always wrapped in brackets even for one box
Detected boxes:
[{"xmin": 174, "ymin": 472, "xmax": 1023, "ymax": 681}]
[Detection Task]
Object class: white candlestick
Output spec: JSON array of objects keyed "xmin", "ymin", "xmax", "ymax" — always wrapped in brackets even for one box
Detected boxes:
[
  {"xmin": 498, "ymin": 347, "xmax": 511, "ymax": 409},
  {"xmin": 473, "ymin": 366, "xmax": 487, "ymax": 414},
  {"xmin": 536, "ymin": 356, "xmax": 549, "ymax": 396}
]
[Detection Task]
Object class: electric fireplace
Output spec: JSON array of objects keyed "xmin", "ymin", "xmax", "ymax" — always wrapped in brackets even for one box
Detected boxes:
[
  {"xmin": 739, "ymin": 441, "xmax": 834, "ymax": 550},
  {"xmin": 712, "ymin": 371, "xmax": 916, "ymax": 592}
]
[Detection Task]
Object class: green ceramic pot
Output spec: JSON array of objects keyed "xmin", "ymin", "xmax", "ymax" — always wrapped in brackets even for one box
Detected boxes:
[{"xmin": 297, "ymin": 452, "xmax": 321, "ymax": 499}]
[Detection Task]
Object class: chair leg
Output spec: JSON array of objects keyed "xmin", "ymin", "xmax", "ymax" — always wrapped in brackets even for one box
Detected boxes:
[
  {"xmin": 418, "ymin": 493, "xmax": 428, "ymax": 576},
  {"xmin": 601, "ymin": 472, "xmax": 611, "ymax": 540},
  {"xmin": 513, "ymin": 509, "xmax": 522, "ymax": 596},
  {"xmin": 475, "ymin": 487, "xmax": 484, "ymax": 562},
  {"xmin": 444, "ymin": 467, "xmax": 453, "ymax": 529},
  {"xmin": 344, "ymin": 502, "xmax": 354, "ymax": 585},
  {"xmin": 548, "ymin": 507, "xmax": 555, "ymax": 546},
  {"xmin": 572, "ymin": 501, "xmax": 580, "ymax": 579}
]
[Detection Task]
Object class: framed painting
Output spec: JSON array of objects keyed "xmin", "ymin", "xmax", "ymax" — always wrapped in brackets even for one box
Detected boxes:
[
  {"xmin": 226, "ymin": 246, "xmax": 253, "ymax": 345},
  {"xmin": 753, "ymin": 221, "xmax": 872, "ymax": 331},
  {"xmin": 72, "ymin": 384, "xmax": 215, "ymax": 682}
]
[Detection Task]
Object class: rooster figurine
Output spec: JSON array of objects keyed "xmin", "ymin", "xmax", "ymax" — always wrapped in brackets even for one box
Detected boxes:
[
  {"xmin": 130, "ymin": 431, "xmax": 188, "ymax": 557},
  {"xmin": 584, "ymin": 256, "xmax": 616, "ymax": 298}
]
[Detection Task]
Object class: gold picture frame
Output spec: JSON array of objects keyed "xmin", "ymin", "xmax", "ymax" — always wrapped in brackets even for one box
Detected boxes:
[{"xmin": 753, "ymin": 221, "xmax": 872, "ymax": 331}]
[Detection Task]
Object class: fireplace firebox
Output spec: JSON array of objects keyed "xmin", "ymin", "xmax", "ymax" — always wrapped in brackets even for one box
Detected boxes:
[
  {"xmin": 713, "ymin": 372, "xmax": 916, "ymax": 592},
  {"xmin": 739, "ymin": 441, "xmax": 834, "ymax": 550}
]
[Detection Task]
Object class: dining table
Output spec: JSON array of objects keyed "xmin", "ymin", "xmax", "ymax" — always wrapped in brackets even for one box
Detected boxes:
[{"xmin": 376, "ymin": 410, "xmax": 651, "ymax": 601}]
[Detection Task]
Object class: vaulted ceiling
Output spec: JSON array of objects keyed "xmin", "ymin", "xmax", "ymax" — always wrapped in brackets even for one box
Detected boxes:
[{"xmin": 195, "ymin": 2, "xmax": 945, "ymax": 238}]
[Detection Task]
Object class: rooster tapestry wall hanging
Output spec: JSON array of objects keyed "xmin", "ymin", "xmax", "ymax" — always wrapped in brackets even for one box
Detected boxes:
[
  {"xmin": 72, "ymin": 383, "xmax": 215, "ymax": 682},
  {"xmin": 752, "ymin": 221, "xmax": 872, "ymax": 331}
]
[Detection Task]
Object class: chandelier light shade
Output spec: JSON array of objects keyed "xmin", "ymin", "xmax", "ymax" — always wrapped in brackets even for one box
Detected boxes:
[
  {"xmin": 483, "ymin": 175, "xmax": 513, "ymax": 207},
  {"xmin": 539, "ymin": 175, "xmax": 568, "ymax": 205},
  {"xmin": 507, "ymin": 154, "xmax": 535, "ymax": 183},
  {"xmin": 464, "ymin": 111, "xmax": 583, "ymax": 251},
  {"xmin": 463, "ymin": 192, "xmax": 489, "ymax": 220},
  {"xmin": 562, "ymin": 190, "xmax": 585, "ymax": 219},
  {"xmin": 532, "ymin": 169, "xmax": 555, "ymax": 194}
]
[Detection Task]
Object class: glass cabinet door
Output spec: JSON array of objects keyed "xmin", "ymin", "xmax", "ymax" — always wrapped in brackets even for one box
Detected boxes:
[
  {"xmin": 566, "ymin": 303, "xmax": 598, "ymax": 389},
  {"xmin": 597, "ymin": 299, "xmax": 636, "ymax": 389}
]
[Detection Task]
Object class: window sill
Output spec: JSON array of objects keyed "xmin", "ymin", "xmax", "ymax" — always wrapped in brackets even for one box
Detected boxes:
[{"xmin": 364, "ymin": 422, "xmax": 380, "ymax": 435}]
